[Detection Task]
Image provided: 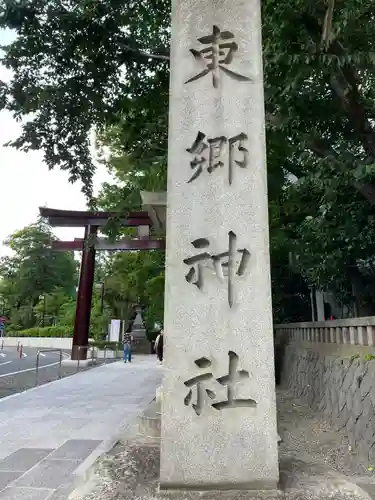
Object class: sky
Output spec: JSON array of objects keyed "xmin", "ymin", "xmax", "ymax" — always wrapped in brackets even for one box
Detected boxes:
[{"xmin": 0, "ymin": 29, "xmax": 113, "ymax": 257}]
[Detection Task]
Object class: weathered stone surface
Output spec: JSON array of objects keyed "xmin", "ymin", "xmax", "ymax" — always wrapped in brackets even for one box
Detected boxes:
[
  {"xmin": 335, "ymin": 404, "xmax": 349, "ymax": 431},
  {"xmin": 352, "ymin": 391, "xmax": 364, "ymax": 420},
  {"xmin": 368, "ymin": 442, "xmax": 375, "ymax": 464},
  {"xmin": 161, "ymin": 0, "xmax": 278, "ymax": 489},
  {"xmin": 284, "ymin": 345, "xmax": 375, "ymax": 461},
  {"xmin": 362, "ymin": 424, "xmax": 375, "ymax": 456},
  {"xmin": 362, "ymin": 396, "xmax": 373, "ymax": 419},
  {"xmin": 359, "ymin": 371, "xmax": 374, "ymax": 400},
  {"xmin": 353, "ymin": 361, "xmax": 368, "ymax": 393},
  {"xmin": 368, "ymin": 385, "xmax": 375, "ymax": 410},
  {"xmin": 354, "ymin": 414, "xmax": 368, "ymax": 445},
  {"xmin": 342, "ymin": 364, "xmax": 356, "ymax": 393},
  {"xmin": 338, "ymin": 391, "xmax": 347, "ymax": 412}
]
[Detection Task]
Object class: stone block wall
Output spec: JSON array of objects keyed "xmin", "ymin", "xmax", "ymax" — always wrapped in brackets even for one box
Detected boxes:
[{"xmin": 283, "ymin": 344, "xmax": 375, "ymax": 461}]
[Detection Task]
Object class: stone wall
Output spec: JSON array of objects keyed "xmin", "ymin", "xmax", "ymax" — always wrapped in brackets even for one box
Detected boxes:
[
  {"xmin": 283, "ymin": 344, "xmax": 375, "ymax": 461},
  {"xmin": 2, "ymin": 336, "xmax": 74, "ymax": 349}
]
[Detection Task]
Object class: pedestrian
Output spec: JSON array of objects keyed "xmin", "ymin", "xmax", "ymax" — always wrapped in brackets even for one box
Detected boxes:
[
  {"xmin": 154, "ymin": 330, "xmax": 164, "ymax": 363},
  {"xmin": 123, "ymin": 333, "xmax": 133, "ymax": 363}
]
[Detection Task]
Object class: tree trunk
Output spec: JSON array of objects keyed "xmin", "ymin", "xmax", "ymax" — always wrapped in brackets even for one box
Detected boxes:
[{"xmin": 347, "ymin": 266, "xmax": 375, "ymax": 316}]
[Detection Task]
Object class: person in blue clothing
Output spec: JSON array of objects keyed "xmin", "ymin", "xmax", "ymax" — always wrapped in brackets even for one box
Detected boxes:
[{"xmin": 123, "ymin": 334, "xmax": 133, "ymax": 363}]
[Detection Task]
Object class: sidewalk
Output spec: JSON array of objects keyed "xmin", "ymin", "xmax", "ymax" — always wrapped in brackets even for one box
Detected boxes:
[{"xmin": 0, "ymin": 356, "xmax": 162, "ymax": 500}]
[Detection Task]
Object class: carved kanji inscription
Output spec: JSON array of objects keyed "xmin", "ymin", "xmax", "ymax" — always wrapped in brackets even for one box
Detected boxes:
[
  {"xmin": 184, "ymin": 351, "xmax": 257, "ymax": 416},
  {"xmin": 185, "ymin": 25, "xmax": 252, "ymax": 88}
]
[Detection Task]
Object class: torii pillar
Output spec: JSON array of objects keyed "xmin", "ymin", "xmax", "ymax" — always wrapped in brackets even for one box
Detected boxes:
[{"xmin": 72, "ymin": 225, "xmax": 97, "ymax": 360}]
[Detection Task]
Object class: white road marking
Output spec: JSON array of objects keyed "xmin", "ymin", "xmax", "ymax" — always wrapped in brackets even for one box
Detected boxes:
[
  {"xmin": 0, "ymin": 353, "xmax": 6, "ymax": 357},
  {"xmin": 22, "ymin": 352, "xmax": 27, "ymax": 358},
  {"xmin": 0, "ymin": 361, "xmax": 12, "ymax": 367},
  {"xmin": 0, "ymin": 352, "xmax": 69, "ymax": 378},
  {"xmin": 39, "ymin": 352, "xmax": 46, "ymax": 357}
]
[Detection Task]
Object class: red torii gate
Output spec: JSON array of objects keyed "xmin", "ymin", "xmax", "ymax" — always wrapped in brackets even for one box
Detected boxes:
[{"xmin": 39, "ymin": 207, "xmax": 165, "ymax": 360}]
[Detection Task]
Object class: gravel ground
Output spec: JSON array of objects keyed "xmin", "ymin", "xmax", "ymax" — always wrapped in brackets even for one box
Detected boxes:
[
  {"xmin": 278, "ymin": 388, "xmax": 374, "ymax": 479},
  {"xmin": 71, "ymin": 388, "xmax": 375, "ymax": 500},
  {"xmin": 0, "ymin": 360, "xmax": 116, "ymax": 399}
]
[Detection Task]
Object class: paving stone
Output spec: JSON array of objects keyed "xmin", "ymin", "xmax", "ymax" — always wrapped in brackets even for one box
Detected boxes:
[
  {"xmin": 0, "ymin": 449, "xmax": 53, "ymax": 472},
  {"xmin": 14, "ymin": 459, "xmax": 81, "ymax": 489},
  {"xmin": 0, "ymin": 471, "xmax": 23, "ymax": 490},
  {"xmin": 47, "ymin": 440, "xmax": 102, "ymax": 462},
  {"xmin": 47, "ymin": 483, "xmax": 74, "ymax": 500},
  {"xmin": 0, "ymin": 487, "xmax": 54, "ymax": 500},
  {"xmin": 0, "ymin": 359, "xmax": 162, "ymax": 469}
]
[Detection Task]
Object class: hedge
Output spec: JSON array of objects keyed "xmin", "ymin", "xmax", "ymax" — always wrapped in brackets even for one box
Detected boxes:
[
  {"xmin": 89, "ymin": 340, "xmax": 122, "ymax": 351},
  {"xmin": 6, "ymin": 326, "xmax": 73, "ymax": 338}
]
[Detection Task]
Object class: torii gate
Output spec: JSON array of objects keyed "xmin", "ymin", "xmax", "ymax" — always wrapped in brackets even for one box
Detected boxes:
[{"xmin": 39, "ymin": 207, "xmax": 165, "ymax": 360}]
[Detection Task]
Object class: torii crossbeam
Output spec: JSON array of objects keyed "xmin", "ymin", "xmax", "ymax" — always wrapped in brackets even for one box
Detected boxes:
[{"xmin": 39, "ymin": 207, "xmax": 165, "ymax": 361}]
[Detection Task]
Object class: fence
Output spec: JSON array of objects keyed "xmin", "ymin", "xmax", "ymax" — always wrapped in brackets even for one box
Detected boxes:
[{"xmin": 274, "ymin": 316, "xmax": 375, "ymax": 346}]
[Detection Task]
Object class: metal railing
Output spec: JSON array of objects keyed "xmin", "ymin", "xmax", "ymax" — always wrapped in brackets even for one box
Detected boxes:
[
  {"xmin": 76, "ymin": 345, "xmax": 89, "ymax": 373},
  {"xmin": 35, "ymin": 348, "xmax": 63, "ymax": 386},
  {"xmin": 102, "ymin": 344, "xmax": 107, "ymax": 363},
  {"xmin": 75, "ymin": 345, "xmax": 103, "ymax": 372}
]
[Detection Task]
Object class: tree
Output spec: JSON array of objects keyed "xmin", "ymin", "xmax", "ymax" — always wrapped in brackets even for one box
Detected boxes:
[
  {"xmin": 102, "ymin": 249, "xmax": 164, "ymax": 332},
  {"xmin": 281, "ymin": 170, "xmax": 375, "ymax": 316},
  {"xmin": 0, "ymin": 220, "xmax": 77, "ymax": 328},
  {"xmin": 4, "ymin": 0, "xmax": 375, "ymax": 320},
  {"xmin": 2, "ymin": 1, "xmax": 375, "ymax": 201},
  {"xmin": 0, "ymin": 0, "xmax": 170, "ymax": 196}
]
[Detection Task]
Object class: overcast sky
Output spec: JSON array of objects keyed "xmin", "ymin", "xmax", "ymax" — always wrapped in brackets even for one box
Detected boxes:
[{"xmin": 0, "ymin": 29, "xmax": 113, "ymax": 256}]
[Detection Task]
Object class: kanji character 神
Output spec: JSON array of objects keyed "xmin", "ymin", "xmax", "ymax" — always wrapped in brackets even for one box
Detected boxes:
[{"xmin": 183, "ymin": 232, "xmax": 250, "ymax": 307}]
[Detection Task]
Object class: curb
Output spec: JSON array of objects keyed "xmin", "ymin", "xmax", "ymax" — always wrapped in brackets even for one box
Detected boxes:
[{"xmin": 70, "ymin": 396, "xmax": 158, "ymax": 498}]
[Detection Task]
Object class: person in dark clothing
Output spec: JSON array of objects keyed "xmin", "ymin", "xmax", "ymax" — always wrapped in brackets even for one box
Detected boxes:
[{"xmin": 154, "ymin": 330, "xmax": 164, "ymax": 363}]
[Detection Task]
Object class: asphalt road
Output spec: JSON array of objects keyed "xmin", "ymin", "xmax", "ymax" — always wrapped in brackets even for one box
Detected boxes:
[
  {"xmin": 0, "ymin": 346, "xmax": 113, "ymax": 400},
  {"xmin": 0, "ymin": 346, "xmax": 69, "ymax": 377}
]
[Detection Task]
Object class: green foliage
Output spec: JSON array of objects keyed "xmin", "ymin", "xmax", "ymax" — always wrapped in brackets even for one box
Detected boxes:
[
  {"xmin": 89, "ymin": 340, "xmax": 122, "ymax": 351},
  {"xmin": 7, "ymin": 326, "xmax": 73, "ymax": 338},
  {"xmin": 0, "ymin": 0, "xmax": 170, "ymax": 197},
  {"xmin": 0, "ymin": 220, "xmax": 78, "ymax": 330},
  {"xmin": 4, "ymin": 0, "xmax": 375, "ymax": 321},
  {"xmin": 102, "ymin": 250, "xmax": 165, "ymax": 332}
]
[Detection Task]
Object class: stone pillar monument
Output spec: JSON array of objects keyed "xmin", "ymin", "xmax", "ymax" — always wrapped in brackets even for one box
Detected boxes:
[
  {"xmin": 131, "ymin": 306, "xmax": 147, "ymax": 341},
  {"xmin": 160, "ymin": 0, "xmax": 279, "ymax": 491}
]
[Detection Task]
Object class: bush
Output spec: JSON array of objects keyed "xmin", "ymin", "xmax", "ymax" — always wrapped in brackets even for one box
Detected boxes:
[
  {"xmin": 89, "ymin": 340, "xmax": 122, "ymax": 351},
  {"xmin": 6, "ymin": 326, "xmax": 73, "ymax": 338}
]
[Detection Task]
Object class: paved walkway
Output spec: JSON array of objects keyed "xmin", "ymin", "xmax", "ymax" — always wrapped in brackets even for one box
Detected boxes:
[{"xmin": 0, "ymin": 357, "xmax": 162, "ymax": 500}]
